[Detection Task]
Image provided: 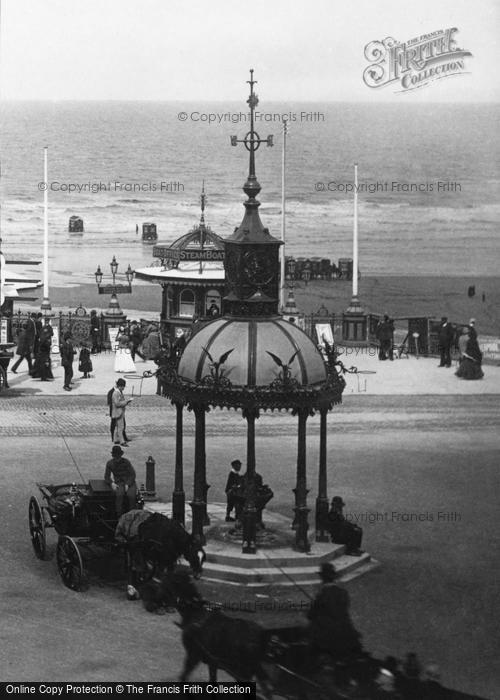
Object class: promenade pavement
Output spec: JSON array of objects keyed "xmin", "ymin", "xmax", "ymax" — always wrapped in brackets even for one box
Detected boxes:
[{"xmin": 3, "ymin": 341, "xmax": 499, "ymax": 399}]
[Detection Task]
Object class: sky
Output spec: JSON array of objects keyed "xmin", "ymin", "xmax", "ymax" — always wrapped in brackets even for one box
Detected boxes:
[{"xmin": 0, "ymin": 0, "xmax": 498, "ymax": 102}]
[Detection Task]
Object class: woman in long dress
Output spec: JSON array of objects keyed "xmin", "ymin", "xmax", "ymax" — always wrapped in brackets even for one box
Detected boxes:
[
  {"xmin": 32, "ymin": 335, "xmax": 54, "ymax": 381},
  {"xmin": 455, "ymin": 328, "xmax": 484, "ymax": 380},
  {"xmin": 114, "ymin": 327, "xmax": 137, "ymax": 374}
]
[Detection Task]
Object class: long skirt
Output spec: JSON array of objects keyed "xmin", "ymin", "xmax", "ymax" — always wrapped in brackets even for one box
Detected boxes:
[
  {"xmin": 114, "ymin": 348, "xmax": 137, "ymax": 373},
  {"xmin": 32, "ymin": 351, "xmax": 53, "ymax": 380},
  {"xmin": 455, "ymin": 357, "xmax": 484, "ymax": 380}
]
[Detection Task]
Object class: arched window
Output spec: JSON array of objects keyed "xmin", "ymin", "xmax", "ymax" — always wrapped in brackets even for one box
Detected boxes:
[{"xmin": 179, "ymin": 289, "xmax": 195, "ymax": 318}]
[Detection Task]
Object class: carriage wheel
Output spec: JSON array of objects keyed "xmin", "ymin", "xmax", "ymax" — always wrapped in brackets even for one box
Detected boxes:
[
  {"xmin": 0, "ymin": 366, "xmax": 7, "ymax": 392},
  {"xmin": 56, "ymin": 536, "xmax": 85, "ymax": 591},
  {"xmin": 28, "ymin": 496, "xmax": 47, "ymax": 560}
]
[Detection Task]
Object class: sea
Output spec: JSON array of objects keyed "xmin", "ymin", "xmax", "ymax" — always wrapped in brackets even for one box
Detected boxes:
[{"xmin": 0, "ymin": 101, "xmax": 499, "ymax": 288}]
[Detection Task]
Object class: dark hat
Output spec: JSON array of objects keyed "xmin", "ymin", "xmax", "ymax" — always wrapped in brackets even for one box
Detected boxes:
[
  {"xmin": 319, "ymin": 562, "xmax": 336, "ymax": 582},
  {"xmin": 111, "ymin": 445, "xmax": 123, "ymax": 457},
  {"xmin": 331, "ymin": 496, "xmax": 346, "ymax": 507},
  {"xmin": 231, "ymin": 459, "xmax": 242, "ymax": 469}
]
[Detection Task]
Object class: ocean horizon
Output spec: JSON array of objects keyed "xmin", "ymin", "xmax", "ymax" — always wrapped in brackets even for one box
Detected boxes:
[{"xmin": 1, "ymin": 101, "xmax": 499, "ymax": 285}]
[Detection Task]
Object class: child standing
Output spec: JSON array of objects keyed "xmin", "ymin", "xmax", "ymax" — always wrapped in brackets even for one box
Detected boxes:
[{"xmin": 78, "ymin": 343, "xmax": 93, "ymax": 379}]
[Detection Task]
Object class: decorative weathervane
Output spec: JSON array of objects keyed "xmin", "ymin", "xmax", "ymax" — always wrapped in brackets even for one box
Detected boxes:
[{"xmin": 231, "ymin": 69, "xmax": 273, "ymax": 196}]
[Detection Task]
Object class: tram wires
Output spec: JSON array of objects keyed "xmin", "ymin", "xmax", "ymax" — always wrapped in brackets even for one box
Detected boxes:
[
  {"xmin": 42, "ymin": 409, "xmax": 87, "ymax": 484},
  {"xmin": 259, "ymin": 547, "xmax": 314, "ymax": 605}
]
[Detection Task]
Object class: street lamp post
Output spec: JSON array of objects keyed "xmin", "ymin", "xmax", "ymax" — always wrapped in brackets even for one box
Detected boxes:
[{"xmin": 94, "ymin": 256, "xmax": 134, "ymax": 334}]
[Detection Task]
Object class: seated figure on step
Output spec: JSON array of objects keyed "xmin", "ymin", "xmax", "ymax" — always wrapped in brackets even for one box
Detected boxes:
[{"xmin": 327, "ymin": 496, "xmax": 363, "ymax": 556}]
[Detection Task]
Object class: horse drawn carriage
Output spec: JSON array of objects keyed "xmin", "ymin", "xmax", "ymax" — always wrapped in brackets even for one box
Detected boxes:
[
  {"xmin": 28, "ymin": 479, "xmax": 205, "ymax": 592},
  {"xmin": 165, "ymin": 572, "xmax": 486, "ymax": 700},
  {"xmin": 0, "ymin": 342, "xmax": 14, "ymax": 392}
]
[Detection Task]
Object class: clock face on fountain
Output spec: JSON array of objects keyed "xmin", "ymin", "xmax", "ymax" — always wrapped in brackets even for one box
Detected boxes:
[{"xmin": 242, "ymin": 250, "xmax": 275, "ymax": 286}]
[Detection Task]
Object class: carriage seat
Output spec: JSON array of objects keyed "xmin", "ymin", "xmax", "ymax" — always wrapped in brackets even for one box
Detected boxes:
[{"xmin": 88, "ymin": 479, "xmax": 113, "ymax": 495}]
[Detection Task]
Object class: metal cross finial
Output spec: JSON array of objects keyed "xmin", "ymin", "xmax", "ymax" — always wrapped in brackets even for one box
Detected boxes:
[
  {"xmin": 231, "ymin": 69, "xmax": 273, "ymax": 191},
  {"xmin": 200, "ymin": 180, "xmax": 206, "ymax": 224}
]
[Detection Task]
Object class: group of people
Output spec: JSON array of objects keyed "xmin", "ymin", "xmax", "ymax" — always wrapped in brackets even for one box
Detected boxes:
[
  {"xmin": 455, "ymin": 320, "xmax": 484, "ymax": 380},
  {"xmin": 438, "ymin": 316, "xmax": 484, "ymax": 380},
  {"xmin": 10, "ymin": 313, "xmax": 94, "ymax": 390},
  {"xmin": 10, "ymin": 312, "xmax": 53, "ymax": 380},
  {"xmin": 113, "ymin": 321, "xmax": 164, "ymax": 373},
  {"xmin": 224, "ymin": 459, "xmax": 273, "ymax": 527},
  {"xmin": 59, "ymin": 332, "xmax": 93, "ymax": 390}
]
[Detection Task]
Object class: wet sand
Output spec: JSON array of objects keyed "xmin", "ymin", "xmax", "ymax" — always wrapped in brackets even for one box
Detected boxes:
[{"xmin": 16, "ymin": 274, "xmax": 500, "ymax": 335}]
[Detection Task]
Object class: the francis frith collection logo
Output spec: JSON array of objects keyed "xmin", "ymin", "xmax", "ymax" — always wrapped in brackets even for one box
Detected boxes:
[{"xmin": 363, "ymin": 28, "xmax": 472, "ymax": 93}]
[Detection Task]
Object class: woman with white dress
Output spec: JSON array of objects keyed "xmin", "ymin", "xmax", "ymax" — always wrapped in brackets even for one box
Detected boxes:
[{"xmin": 114, "ymin": 327, "xmax": 137, "ymax": 374}]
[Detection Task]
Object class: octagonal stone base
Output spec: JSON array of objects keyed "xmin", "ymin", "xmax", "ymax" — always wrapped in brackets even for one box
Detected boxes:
[{"xmin": 146, "ymin": 502, "xmax": 379, "ymax": 588}]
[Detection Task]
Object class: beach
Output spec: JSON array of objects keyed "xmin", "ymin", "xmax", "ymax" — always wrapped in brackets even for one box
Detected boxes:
[{"xmin": 14, "ymin": 274, "xmax": 500, "ymax": 337}]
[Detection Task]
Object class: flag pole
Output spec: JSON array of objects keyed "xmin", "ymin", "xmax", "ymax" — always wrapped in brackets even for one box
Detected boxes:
[
  {"xmin": 41, "ymin": 146, "xmax": 51, "ymax": 311},
  {"xmin": 279, "ymin": 117, "xmax": 288, "ymax": 312},
  {"xmin": 352, "ymin": 162, "xmax": 358, "ymax": 300}
]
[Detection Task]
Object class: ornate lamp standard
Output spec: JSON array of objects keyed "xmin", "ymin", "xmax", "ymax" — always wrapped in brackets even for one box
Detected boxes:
[{"xmin": 94, "ymin": 256, "xmax": 134, "ymax": 334}]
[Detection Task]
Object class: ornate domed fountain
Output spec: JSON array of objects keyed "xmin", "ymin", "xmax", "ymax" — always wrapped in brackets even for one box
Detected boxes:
[{"xmin": 157, "ymin": 72, "xmax": 369, "ymax": 588}]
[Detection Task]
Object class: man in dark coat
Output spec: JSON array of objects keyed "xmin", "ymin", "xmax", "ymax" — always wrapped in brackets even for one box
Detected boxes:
[
  {"xmin": 89, "ymin": 310, "xmax": 101, "ymax": 354},
  {"xmin": 328, "ymin": 496, "xmax": 363, "ymax": 556},
  {"xmin": 25, "ymin": 312, "xmax": 37, "ymax": 352},
  {"xmin": 307, "ymin": 562, "xmax": 363, "ymax": 662},
  {"xmin": 10, "ymin": 323, "xmax": 34, "ymax": 375},
  {"xmin": 129, "ymin": 321, "xmax": 146, "ymax": 362},
  {"xmin": 437, "ymin": 316, "xmax": 454, "ymax": 367},
  {"xmin": 375, "ymin": 314, "xmax": 394, "ymax": 361},
  {"xmin": 60, "ymin": 332, "xmax": 76, "ymax": 391},
  {"xmin": 104, "ymin": 444, "xmax": 137, "ymax": 516},
  {"xmin": 225, "ymin": 459, "xmax": 243, "ymax": 522},
  {"xmin": 33, "ymin": 312, "xmax": 43, "ymax": 355}
]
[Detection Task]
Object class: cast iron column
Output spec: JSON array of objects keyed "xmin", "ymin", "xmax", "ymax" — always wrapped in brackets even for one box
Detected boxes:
[
  {"xmin": 172, "ymin": 401, "xmax": 185, "ymax": 525},
  {"xmin": 293, "ymin": 408, "xmax": 310, "ymax": 552},
  {"xmin": 315, "ymin": 406, "xmax": 330, "ymax": 541},
  {"xmin": 190, "ymin": 403, "xmax": 208, "ymax": 546},
  {"xmin": 242, "ymin": 407, "xmax": 259, "ymax": 554}
]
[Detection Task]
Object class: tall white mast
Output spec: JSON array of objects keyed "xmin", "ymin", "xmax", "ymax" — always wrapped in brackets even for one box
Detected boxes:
[
  {"xmin": 279, "ymin": 117, "xmax": 288, "ymax": 312},
  {"xmin": 352, "ymin": 162, "xmax": 358, "ymax": 300},
  {"xmin": 41, "ymin": 146, "xmax": 51, "ymax": 311}
]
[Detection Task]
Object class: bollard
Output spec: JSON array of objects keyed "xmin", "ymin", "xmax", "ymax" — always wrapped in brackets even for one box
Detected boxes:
[{"xmin": 144, "ymin": 456, "xmax": 157, "ymax": 501}]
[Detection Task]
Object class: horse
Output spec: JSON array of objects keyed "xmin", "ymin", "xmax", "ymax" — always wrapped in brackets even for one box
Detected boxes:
[
  {"xmin": 167, "ymin": 571, "xmax": 273, "ymax": 697},
  {"xmin": 136, "ymin": 513, "xmax": 206, "ymax": 578},
  {"xmin": 122, "ymin": 513, "xmax": 205, "ymax": 600}
]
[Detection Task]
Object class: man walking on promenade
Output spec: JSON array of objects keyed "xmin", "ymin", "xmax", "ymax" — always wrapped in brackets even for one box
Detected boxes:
[
  {"xmin": 108, "ymin": 380, "xmax": 130, "ymax": 443},
  {"xmin": 60, "ymin": 331, "xmax": 76, "ymax": 391},
  {"xmin": 129, "ymin": 321, "xmax": 146, "ymax": 362},
  {"xmin": 10, "ymin": 322, "xmax": 34, "ymax": 375},
  {"xmin": 111, "ymin": 377, "xmax": 133, "ymax": 446},
  {"xmin": 438, "ymin": 317, "xmax": 454, "ymax": 367},
  {"xmin": 104, "ymin": 445, "xmax": 137, "ymax": 516}
]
